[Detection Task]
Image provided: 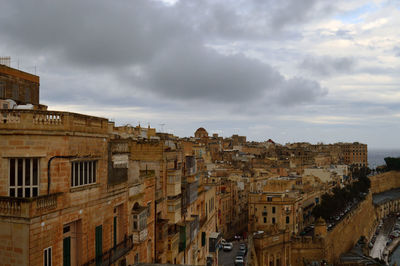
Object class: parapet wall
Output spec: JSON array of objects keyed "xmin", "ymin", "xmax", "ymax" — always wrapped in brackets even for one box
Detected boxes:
[
  {"xmin": 324, "ymin": 192, "xmax": 376, "ymax": 263},
  {"xmin": 291, "ymin": 193, "xmax": 376, "ymax": 264},
  {"xmin": 370, "ymin": 171, "xmax": 400, "ymax": 194}
]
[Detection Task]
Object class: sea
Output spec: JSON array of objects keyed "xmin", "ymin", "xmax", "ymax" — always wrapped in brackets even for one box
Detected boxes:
[
  {"xmin": 368, "ymin": 148, "xmax": 400, "ymax": 170},
  {"xmin": 368, "ymin": 149, "xmax": 400, "ymax": 264}
]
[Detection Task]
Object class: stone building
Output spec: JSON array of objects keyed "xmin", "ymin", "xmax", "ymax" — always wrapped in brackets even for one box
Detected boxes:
[
  {"xmin": 0, "ymin": 63, "xmax": 40, "ymax": 105},
  {"xmin": 0, "ymin": 67, "xmax": 221, "ymax": 266},
  {"xmin": 338, "ymin": 142, "xmax": 368, "ymax": 167},
  {"xmin": 0, "ymin": 107, "xmax": 135, "ymax": 265}
]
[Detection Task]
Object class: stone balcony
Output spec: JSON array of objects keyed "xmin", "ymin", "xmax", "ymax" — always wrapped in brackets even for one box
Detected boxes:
[
  {"xmin": 0, "ymin": 193, "xmax": 61, "ymax": 219},
  {"xmin": 0, "ymin": 109, "xmax": 109, "ymax": 135}
]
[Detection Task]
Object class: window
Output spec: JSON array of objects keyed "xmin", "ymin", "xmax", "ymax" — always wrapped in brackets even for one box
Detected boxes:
[
  {"xmin": 272, "ymin": 218, "xmax": 276, "ymax": 224},
  {"xmin": 133, "ymin": 211, "xmax": 147, "ymax": 231},
  {"xmin": 43, "ymin": 246, "xmax": 52, "ymax": 266},
  {"xmin": 0, "ymin": 81, "xmax": 4, "ymax": 98},
  {"xmin": 264, "ymin": 217, "xmax": 267, "ymax": 223},
  {"xmin": 272, "ymin": 206, "xmax": 276, "ymax": 214},
  {"xmin": 147, "ymin": 202, "xmax": 151, "ymax": 216},
  {"xmin": 267, "ymin": 197, "xmax": 272, "ymax": 202},
  {"xmin": 12, "ymin": 84, "xmax": 19, "ymax": 99},
  {"xmin": 9, "ymin": 158, "xmax": 39, "ymax": 197},
  {"xmin": 286, "ymin": 216, "xmax": 290, "ymax": 224},
  {"xmin": 71, "ymin": 161, "xmax": 97, "ymax": 187},
  {"xmin": 25, "ymin": 87, "xmax": 31, "ymax": 103}
]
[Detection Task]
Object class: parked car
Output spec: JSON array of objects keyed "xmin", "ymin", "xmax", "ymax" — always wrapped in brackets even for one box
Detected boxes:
[
  {"xmin": 223, "ymin": 242, "xmax": 233, "ymax": 251},
  {"xmin": 390, "ymin": 232, "xmax": 399, "ymax": 238},
  {"xmin": 235, "ymin": 256, "xmax": 244, "ymax": 265},
  {"xmin": 239, "ymin": 245, "xmax": 247, "ymax": 255},
  {"xmin": 237, "ymin": 249, "xmax": 246, "ymax": 257}
]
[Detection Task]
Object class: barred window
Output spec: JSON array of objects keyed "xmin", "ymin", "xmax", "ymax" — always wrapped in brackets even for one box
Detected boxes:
[
  {"xmin": 9, "ymin": 158, "xmax": 39, "ymax": 197},
  {"xmin": 71, "ymin": 161, "xmax": 97, "ymax": 187}
]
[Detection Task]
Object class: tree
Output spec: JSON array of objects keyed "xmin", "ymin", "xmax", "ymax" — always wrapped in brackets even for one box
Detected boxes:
[{"xmin": 384, "ymin": 157, "xmax": 400, "ymax": 171}]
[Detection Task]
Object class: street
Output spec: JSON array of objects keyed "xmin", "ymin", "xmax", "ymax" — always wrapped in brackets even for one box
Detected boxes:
[
  {"xmin": 218, "ymin": 240, "xmax": 247, "ymax": 266},
  {"xmin": 370, "ymin": 216, "xmax": 396, "ymax": 260}
]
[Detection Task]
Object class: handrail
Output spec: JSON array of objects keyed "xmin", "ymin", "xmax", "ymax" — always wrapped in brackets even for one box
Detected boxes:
[{"xmin": 82, "ymin": 235, "xmax": 133, "ymax": 266}]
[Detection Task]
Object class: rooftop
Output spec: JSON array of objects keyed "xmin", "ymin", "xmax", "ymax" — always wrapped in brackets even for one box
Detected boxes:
[
  {"xmin": 0, "ymin": 109, "xmax": 109, "ymax": 135},
  {"xmin": 372, "ymin": 188, "xmax": 400, "ymax": 205}
]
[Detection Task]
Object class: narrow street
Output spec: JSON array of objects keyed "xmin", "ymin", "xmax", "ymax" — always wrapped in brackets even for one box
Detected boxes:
[
  {"xmin": 370, "ymin": 216, "xmax": 396, "ymax": 260},
  {"xmin": 218, "ymin": 240, "xmax": 247, "ymax": 266}
]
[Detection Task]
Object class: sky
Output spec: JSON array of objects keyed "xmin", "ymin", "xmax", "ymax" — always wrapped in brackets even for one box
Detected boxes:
[{"xmin": 0, "ymin": 0, "xmax": 399, "ymax": 149}]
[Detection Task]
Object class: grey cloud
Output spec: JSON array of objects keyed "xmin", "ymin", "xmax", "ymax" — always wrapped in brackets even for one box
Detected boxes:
[
  {"xmin": 270, "ymin": 0, "xmax": 319, "ymax": 29},
  {"xmin": 120, "ymin": 42, "xmax": 327, "ymax": 104},
  {"xmin": 335, "ymin": 29, "xmax": 354, "ymax": 40},
  {"xmin": 128, "ymin": 42, "xmax": 283, "ymax": 102},
  {"xmin": 299, "ymin": 56, "xmax": 356, "ymax": 77},
  {"xmin": 0, "ymin": 0, "xmax": 327, "ymax": 106},
  {"xmin": 393, "ymin": 46, "xmax": 400, "ymax": 57},
  {"xmin": 273, "ymin": 77, "xmax": 328, "ymax": 105},
  {"xmin": 0, "ymin": 0, "xmax": 187, "ymax": 67}
]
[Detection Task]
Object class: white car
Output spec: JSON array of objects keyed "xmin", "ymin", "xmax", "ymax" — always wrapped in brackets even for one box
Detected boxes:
[
  {"xmin": 235, "ymin": 255, "xmax": 244, "ymax": 264},
  {"xmin": 223, "ymin": 242, "xmax": 233, "ymax": 251}
]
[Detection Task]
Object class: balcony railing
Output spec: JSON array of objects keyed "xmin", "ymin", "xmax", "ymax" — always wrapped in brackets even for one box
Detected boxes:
[
  {"xmin": 0, "ymin": 193, "xmax": 61, "ymax": 218},
  {"xmin": 82, "ymin": 235, "xmax": 133, "ymax": 266},
  {"xmin": 0, "ymin": 110, "xmax": 108, "ymax": 134}
]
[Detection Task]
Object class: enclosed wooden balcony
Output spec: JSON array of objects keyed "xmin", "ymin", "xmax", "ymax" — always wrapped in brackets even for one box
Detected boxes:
[
  {"xmin": 167, "ymin": 225, "xmax": 180, "ymax": 261},
  {"xmin": 132, "ymin": 204, "xmax": 148, "ymax": 243},
  {"xmin": 167, "ymin": 196, "xmax": 181, "ymax": 224},
  {"xmin": 167, "ymin": 169, "xmax": 181, "ymax": 197}
]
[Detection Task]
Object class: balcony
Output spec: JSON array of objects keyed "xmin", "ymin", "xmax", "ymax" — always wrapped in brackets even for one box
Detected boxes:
[
  {"xmin": 0, "ymin": 193, "xmax": 61, "ymax": 218},
  {"xmin": 167, "ymin": 196, "xmax": 182, "ymax": 224},
  {"xmin": 185, "ymin": 181, "xmax": 198, "ymax": 205},
  {"xmin": 200, "ymin": 216, "xmax": 207, "ymax": 228},
  {"xmin": 156, "ymin": 220, "xmax": 168, "ymax": 262},
  {"xmin": 167, "ymin": 183, "xmax": 181, "ymax": 197},
  {"xmin": 167, "ymin": 170, "xmax": 181, "ymax": 197},
  {"xmin": 132, "ymin": 205, "xmax": 148, "ymax": 243},
  {"xmin": 132, "ymin": 228, "xmax": 148, "ymax": 243},
  {"xmin": 167, "ymin": 227, "xmax": 180, "ymax": 261},
  {"xmin": 82, "ymin": 235, "xmax": 133, "ymax": 266},
  {"xmin": 0, "ymin": 110, "xmax": 108, "ymax": 135},
  {"xmin": 156, "ymin": 188, "xmax": 164, "ymax": 202}
]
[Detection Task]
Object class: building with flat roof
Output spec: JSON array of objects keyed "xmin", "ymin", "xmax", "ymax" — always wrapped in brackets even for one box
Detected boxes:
[{"xmin": 0, "ymin": 63, "xmax": 40, "ymax": 105}]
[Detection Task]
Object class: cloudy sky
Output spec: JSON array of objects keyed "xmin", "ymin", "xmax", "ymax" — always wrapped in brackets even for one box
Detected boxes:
[{"xmin": 1, "ymin": 0, "xmax": 399, "ymax": 148}]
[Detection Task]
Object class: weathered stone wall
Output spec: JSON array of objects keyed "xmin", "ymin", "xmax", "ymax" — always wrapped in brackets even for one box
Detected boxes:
[
  {"xmin": 324, "ymin": 193, "xmax": 376, "ymax": 263},
  {"xmin": 370, "ymin": 171, "xmax": 400, "ymax": 194},
  {"xmin": 290, "ymin": 193, "xmax": 376, "ymax": 264},
  {"xmin": 291, "ymin": 236, "xmax": 325, "ymax": 265},
  {"xmin": 0, "ymin": 221, "xmax": 29, "ymax": 265}
]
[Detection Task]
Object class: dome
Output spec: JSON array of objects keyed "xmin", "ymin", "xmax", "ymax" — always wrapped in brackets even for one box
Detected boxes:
[{"xmin": 195, "ymin": 127, "xmax": 208, "ymax": 138}]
